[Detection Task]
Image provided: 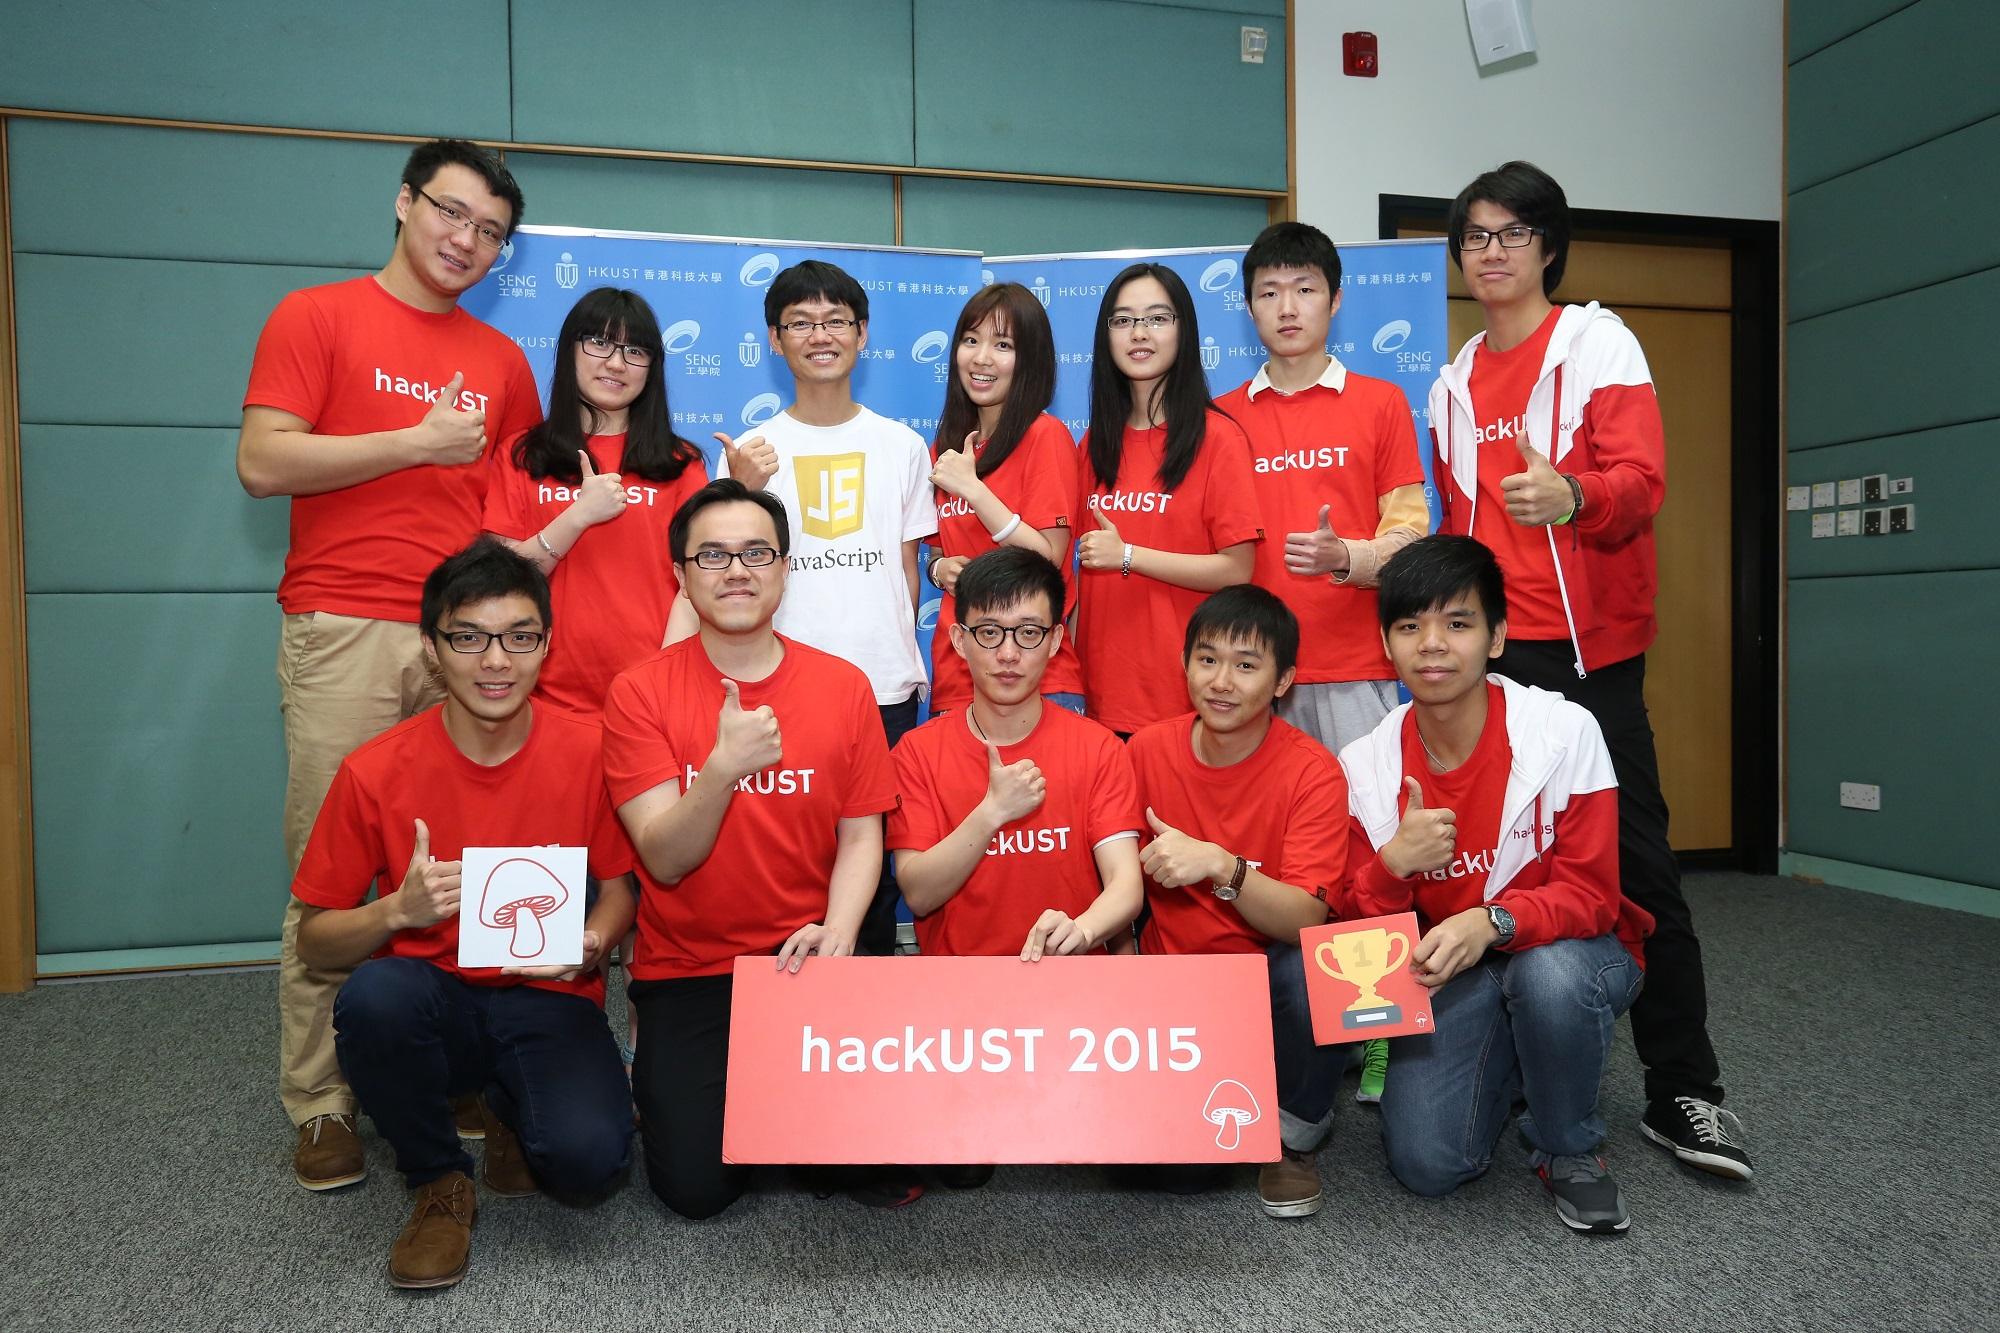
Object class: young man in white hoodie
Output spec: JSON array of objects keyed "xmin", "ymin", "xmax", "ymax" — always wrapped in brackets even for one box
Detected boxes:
[
  {"xmin": 1424, "ymin": 162, "xmax": 1751, "ymax": 1181},
  {"xmin": 1335, "ymin": 535, "xmax": 1653, "ymax": 1234}
]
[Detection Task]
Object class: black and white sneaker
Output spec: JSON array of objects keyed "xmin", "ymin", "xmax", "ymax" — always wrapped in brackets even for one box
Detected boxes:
[
  {"xmin": 1533, "ymin": 1152, "xmax": 1630, "ymax": 1235},
  {"xmin": 1641, "ymin": 1096, "xmax": 1754, "ymax": 1181}
]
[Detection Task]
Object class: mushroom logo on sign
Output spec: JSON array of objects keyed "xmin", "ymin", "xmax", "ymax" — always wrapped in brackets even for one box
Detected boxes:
[
  {"xmin": 1201, "ymin": 1079, "xmax": 1261, "ymax": 1151},
  {"xmin": 478, "ymin": 857, "xmax": 571, "ymax": 959}
]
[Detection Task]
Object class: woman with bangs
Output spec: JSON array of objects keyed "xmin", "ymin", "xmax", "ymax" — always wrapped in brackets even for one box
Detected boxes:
[
  {"xmin": 483, "ymin": 287, "xmax": 706, "ymax": 720},
  {"xmin": 924, "ymin": 282, "xmax": 1085, "ymax": 715},
  {"xmin": 1074, "ymin": 263, "xmax": 1264, "ymax": 737}
]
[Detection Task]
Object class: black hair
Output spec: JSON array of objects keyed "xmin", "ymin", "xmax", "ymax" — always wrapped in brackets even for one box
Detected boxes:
[
  {"xmin": 511, "ymin": 288, "xmax": 701, "ymax": 485},
  {"xmin": 934, "ymin": 283, "xmax": 1057, "ymax": 477},
  {"xmin": 1242, "ymin": 221, "xmax": 1343, "ymax": 292},
  {"xmin": 1445, "ymin": 160, "xmax": 1570, "ymax": 299},
  {"xmin": 763, "ymin": 259, "xmax": 868, "ymax": 327},
  {"xmin": 668, "ymin": 478, "xmax": 792, "ymax": 563},
  {"xmin": 1182, "ymin": 585, "xmax": 1298, "ymax": 680},
  {"xmin": 1086, "ymin": 263, "xmax": 1216, "ymax": 493},
  {"xmin": 421, "ymin": 537, "xmax": 552, "ymax": 640},
  {"xmin": 396, "ymin": 139, "xmax": 524, "ymax": 240},
  {"xmin": 1375, "ymin": 535, "xmax": 1508, "ymax": 631},
  {"xmin": 955, "ymin": 547, "xmax": 1066, "ymax": 627}
]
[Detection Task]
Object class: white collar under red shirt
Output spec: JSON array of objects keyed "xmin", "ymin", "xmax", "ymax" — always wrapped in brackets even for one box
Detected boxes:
[{"xmin": 1245, "ymin": 352, "xmax": 1349, "ymax": 400}]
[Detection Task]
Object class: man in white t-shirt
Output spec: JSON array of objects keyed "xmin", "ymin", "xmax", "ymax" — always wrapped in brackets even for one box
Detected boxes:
[{"xmin": 722, "ymin": 259, "xmax": 936, "ymax": 960}]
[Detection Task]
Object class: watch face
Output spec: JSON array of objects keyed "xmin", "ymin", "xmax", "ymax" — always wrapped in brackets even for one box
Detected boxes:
[{"xmin": 1213, "ymin": 883, "xmax": 1240, "ymax": 901}]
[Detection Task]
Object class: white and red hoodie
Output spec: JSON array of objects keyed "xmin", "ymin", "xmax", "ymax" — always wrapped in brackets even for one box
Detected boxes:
[
  {"xmin": 1335, "ymin": 674, "xmax": 1653, "ymax": 966},
  {"xmin": 1426, "ymin": 303, "xmax": 1666, "ymax": 677}
]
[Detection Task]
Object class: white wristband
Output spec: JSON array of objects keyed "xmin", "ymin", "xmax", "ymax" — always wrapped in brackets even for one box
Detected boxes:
[
  {"xmin": 1120, "ymin": 543, "xmax": 1134, "ymax": 578},
  {"xmin": 987, "ymin": 512, "xmax": 1022, "ymax": 544}
]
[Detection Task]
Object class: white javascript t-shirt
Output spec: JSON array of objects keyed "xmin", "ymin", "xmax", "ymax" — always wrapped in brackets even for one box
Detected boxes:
[{"xmin": 756, "ymin": 406, "xmax": 936, "ymax": 703}]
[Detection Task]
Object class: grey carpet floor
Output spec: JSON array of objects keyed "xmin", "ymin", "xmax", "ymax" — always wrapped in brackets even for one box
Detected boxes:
[{"xmin": 0, "ymin": 872, "xmax": 1994, "ymax": 1331}]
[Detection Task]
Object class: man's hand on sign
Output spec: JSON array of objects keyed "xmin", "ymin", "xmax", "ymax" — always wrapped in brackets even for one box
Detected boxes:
[
  {"xmin": 776, "ymin": 921, "xmax": 854, "ymax": 973},
  {"xmin": 1020, "ymin": 909, "xmax": 1093, "ymax": 962}
]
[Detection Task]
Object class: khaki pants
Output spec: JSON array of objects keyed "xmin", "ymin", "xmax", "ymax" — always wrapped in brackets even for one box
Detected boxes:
[{"xmin": 276, "ymin": 612, "xmax": 442, "ymax": 1125}]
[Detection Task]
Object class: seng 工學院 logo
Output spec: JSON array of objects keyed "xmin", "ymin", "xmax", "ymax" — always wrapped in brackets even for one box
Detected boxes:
[
  {"xmin": 1200, "ymin": 258, "xmax": 1238, "ymax": 293},
  {"xmin": 740, "ymin": 252, "xmax": 782, "ymax": 288},
  {"xmin": 741, "ymin": 393, "xmax": 782, "ymax": 429},
  {"xmin": 663, "ymin": 319, "xmax": 701, "ymax": 355}
]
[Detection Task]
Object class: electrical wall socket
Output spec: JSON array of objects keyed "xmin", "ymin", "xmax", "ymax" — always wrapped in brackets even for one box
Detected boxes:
[
  {"xmin": 1836, "ymin": 509, "xmax": 1862, "ymax": 536},
  {"xmin": 1810, "ymin": 512, "xmax": 1836, "ymax": 539},
  {"xmin": 1837, "ymin": 478, "xmax": 1863, "ymax": 505},
  {"xmin": 1862, "ymin": 473, "xmax": 1887, "ymax": 502},
  {"xmin": 1839, "ymin": 782, "xmax": 1881, "ymax": 811},
  {"xmin": 1863, "ymin": 508, "xmax": 1886, "ymax": 536},
  {"xmin": 1786, "ymin": 486, "xmax": 1811, "ymax": 511},
  {"xmin": 1811, "ymin": 482, "xmax": 1837, "ymax": 508},
  {"xmin": 1888, "ymin": 503, "xmax": 1916, "ymax": 533},
  {"xmin": 1889, "ymin": 476, "xmax": 1915, "ymax": 496}
]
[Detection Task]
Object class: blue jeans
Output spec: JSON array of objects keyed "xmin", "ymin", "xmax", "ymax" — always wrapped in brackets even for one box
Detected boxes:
[
  {"xmin": 333, "ymin": 957, "xmax": 632, "ymax": 1197},
  {"xmin": 1268, "ymin": 944, "xmax": 1342, "ymax": 1152},
  {"xmin": 1378, "ymin": 934, "xmax": 1642, "ymax": 1197}
]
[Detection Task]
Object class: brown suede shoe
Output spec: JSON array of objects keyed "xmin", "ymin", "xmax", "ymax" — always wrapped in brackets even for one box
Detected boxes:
[
  {"xmin": 1257, "ymin": 1148, "xmax": 1323, "ymax": 1218},
  {"xmin": 389, "ymin": 1171, "xmax": 477, "ymax": 1290},
  {"xmin": 452, "ymin": 1092, "xmax": 486, "ymax": 1141},
  {"xmin": 480, "ymin": 1102, "xmax": 538, "ymax": 1197},
  {"xmin": 294, "ymin": 1113, "xmax": 366, "ymax": 1191}
]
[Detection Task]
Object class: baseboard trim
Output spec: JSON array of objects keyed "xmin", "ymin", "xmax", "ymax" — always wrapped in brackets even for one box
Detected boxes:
[
  {"xmin": 36, "ymin": 941, "xmax": 282, "ymax": 978},
  {"xmin": 1780, "ymin": 853, "xmax": 2000, "ymax": 919}
]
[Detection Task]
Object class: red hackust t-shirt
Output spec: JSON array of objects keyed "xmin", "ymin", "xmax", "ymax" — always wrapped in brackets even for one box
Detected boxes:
[
  {"xmin": 244, "ymin": 275, "xmax": 543, "ymax": 622},
  {"xmin": 1462, "ymin": 308, "xmax": 1568, "ymax": 639},
  {"xmin": 886, "ymin": 705, "xmax": 1143, "ymax": 957},
  {"xmin": 290, "ymin": 705, "xmax": 636, "ymax": 1005},
  {"xmin": 1128, "ymin": 713, "xmax": 1348, "ymax": 956},
  {"xmin": 601, "ymin": 635, "xmax": 897, "ymax": 980},
  {"xmin": 1216, "ymin": 367, "xmax": 1425, "ymax": 683},
  {"xmin": 483, "ymin": 432, "xmax": 708, "ymax": 720},
  {"xmin": 1396, "ymin": 681, "xmax": 1510, "ymax": 910},
  {"xmin": 930, "ymin": 413, "xmax": 1083, "ymax": 709},
  {"xmin": 1075, "ymin": 414, "xmax": 1265, "ymax": 734}
]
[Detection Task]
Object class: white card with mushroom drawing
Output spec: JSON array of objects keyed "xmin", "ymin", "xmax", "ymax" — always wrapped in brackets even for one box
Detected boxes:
[{"xmin": 456, "ymin": 846, "xmax": 587, "ymax": 970}]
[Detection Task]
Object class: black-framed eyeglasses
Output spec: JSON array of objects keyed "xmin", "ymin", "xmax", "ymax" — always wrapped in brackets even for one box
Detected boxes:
[
  {"xmin": 961, "ymin": 621, "xmax": 1053, "ymax": 651},
  {"xmin": 440, "ymin": 630, "xmax": 545, "ymax": 654},
  {"xmin": 578, "ymin": 334, "xmax": 655, "ymax": 367},
  {"xmin": 414, "ymin": 188, "xmax": 508, "ymax": 249},
  {"xmin": 777, "ymin": 318, "xmax": 861, "ymax": 337},
  {"xmin": 686, "ymin": 546, "xmax": 781, "ymax": 570},
  {"xmin": 1458, "ymin": 225, "xmax": 1544, "ymax": 251},
  {"xmin": 1106, "ymin": 313, "xmax": 1177, "ymax": 332}
]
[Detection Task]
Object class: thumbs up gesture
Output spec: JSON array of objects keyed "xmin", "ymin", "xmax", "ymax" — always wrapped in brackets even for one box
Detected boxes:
[
  {"xmin": 710, "ymin": 678, "xmax": 782, "ymax": 783},
  {"xmin": 1077, "ymin": 504, "xmax": 1127, "ymax": 572},
  {"xmin": 929, "ymin": 434, "xmax": 983, "ymax": 500},
  {"xmin": 980, "ymin": 737, "xmax": 1047, "ymax": 825},
  {"xmin": 1381, "ymin": 777, "xmax": 1458, "ymax": 879},
  {"xmin": 714, "ymin": 431, "xmax": 779, "ymax": 491},
  {"xmin": 394, "ymin": 817, "xmax": 463, "ymax": 928},
  {"xmin": 1283, "ymin": 502, "xmax": 1353, "ymax": 577},
  {"xmin": 413, "ymin": 372, "xmax": 487, "ymax": 467},
  {"xmin": 1138, "ymin": 806, "xmax": 1232, "ymax": 890},
  {"xmin": 572, "ymin": 448, "xmax": 630, "ymax": 526},
  {"xmin": 1500, "ymin": 438, "xmax": 1574, "ymax": 526}
]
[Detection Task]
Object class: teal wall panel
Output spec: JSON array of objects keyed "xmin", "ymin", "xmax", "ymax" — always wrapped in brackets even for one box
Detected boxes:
[
  {"xmin": 912, "ymin": 0, "xmax": 1285, "ymax": 190},
  {"xmin": 22, "ymin": 427, "xmax": 285, "ymax": 595},
  {"xmin": 1785, "ymin": 572, "xmax": 2000, "ymax": 887},
  {"xmin": 1788, "ymin": 0, "xmax": 2000, "ymax": 190},
  {"xmin": 1785, "ymin": 266, "xmax": 2000, "ymax": 450},
  {"xmin": 1788, "ymin": 116, "xmax": 2000, "ymax": 321},
  {"xmin": 902, "ymin": 178, "xmax": 1270, "ymax": 256},
  {"xmin": 508, "ymin": 1, "xmax": 914, "ymax": 166},
  {"xmin": 1789, "ymin": 1, "xmax": 1922, "ymax": 60},
  {"xmin": 1784, "ymin": 422, "xmax": 1998, "ymax": 578},
  {"xmin": 507, "ymin": 153, "xmax": 894, "ymax": 247},
  {"xmin": 15, "ymin": 255, "xmax": 368, "ymax": 429},
  {"xmin": 1125, "ymin": 0, "xmax": 1283, "ymax": 12},
  {"xmin": 9, "ymin": 121, "xmax": 406, "ymax": 269},
  {"xmin": 28, "ymin": 593, "xmax": 290, "ymax": 953},
  {"xmin": 0, "ymin": 2, "xmax": 511, "ymax": 140}
]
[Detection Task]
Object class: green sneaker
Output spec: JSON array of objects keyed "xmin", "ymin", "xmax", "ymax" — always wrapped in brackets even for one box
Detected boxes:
[{"xmin": 1354, "ymin": 1039, "xmax": 1389, "ymax": 1105}]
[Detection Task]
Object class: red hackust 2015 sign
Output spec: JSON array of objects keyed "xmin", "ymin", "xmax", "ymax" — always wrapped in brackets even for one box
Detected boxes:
[{"xmin": 723, "ymin": 955, "xmax": 1279, "ymax": 1164}]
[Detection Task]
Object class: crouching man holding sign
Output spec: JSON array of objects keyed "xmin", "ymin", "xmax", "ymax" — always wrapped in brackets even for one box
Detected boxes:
[
  {"xmin": 1125, "ymin": 586, "xmax": 1351, "ymax": 1219},
  {"xmin": 602, "ymin": 479, "xmax": 898, "ymax": 1219},
  {"xmin": 292, "ymin": 540, "xmax": 640, "ymax": 1289},
  {"xmin": 1333, "ymin": 535, "xmax": 1654, "ymax": 1235}
]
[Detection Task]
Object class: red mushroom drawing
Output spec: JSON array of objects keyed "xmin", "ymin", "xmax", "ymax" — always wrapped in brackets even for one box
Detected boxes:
[
  {"xmin": 1201, "ymin": 1079, "xmax": 1261, "ymax": 1151},
  {"xmin": 477, "ymin": 857, "xmax": 571, "ymax": 960}
]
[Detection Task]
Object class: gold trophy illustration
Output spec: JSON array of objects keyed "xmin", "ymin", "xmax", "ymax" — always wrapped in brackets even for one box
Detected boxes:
[{"xmin": 1315, "ymin": 927, "xmax": 1411, "ymax": 1030}]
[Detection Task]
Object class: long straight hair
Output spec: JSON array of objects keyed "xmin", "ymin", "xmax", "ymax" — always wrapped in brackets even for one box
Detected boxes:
[
  {"xmin": 512, "ymin": 287, "xmax": 701, "ymax": 484},
  {"xmin": 934, "ymin": 283, "xmax": 1056, "ymax": 476},
  {"xmin": 1085, "ymin": 263, "xmax": 1213, "ymax": 493}
]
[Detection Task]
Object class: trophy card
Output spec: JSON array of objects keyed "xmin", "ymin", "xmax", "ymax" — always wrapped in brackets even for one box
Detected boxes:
[
  {"xmin": 456, "ymin": 846, "xmax": 587, "ymax": 970},
  {"xmin": 1299, "ymin": 912, "xmax": 1434, "ymax": 1045}
]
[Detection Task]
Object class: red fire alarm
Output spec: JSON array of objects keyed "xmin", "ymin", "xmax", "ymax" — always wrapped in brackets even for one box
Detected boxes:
[{"xmin": 1343, "ymin": 31, "xmax": 1379, "ymax": 77}]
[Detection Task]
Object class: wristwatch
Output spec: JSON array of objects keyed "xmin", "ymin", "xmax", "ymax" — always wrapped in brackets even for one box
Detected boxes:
[
  {"xmin": 1485, "ymin": 903, "xmax": 1517, "ymax": 947},
  {"xmin": 1212, "ymin": 855, "xmax": 1247, "ymax": 901}
]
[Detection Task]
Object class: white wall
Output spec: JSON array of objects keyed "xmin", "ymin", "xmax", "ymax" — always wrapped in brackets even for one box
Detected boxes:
[{"xmin": 1294, "ymin": 0, "xmax": 1783, "ymax": 241}]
